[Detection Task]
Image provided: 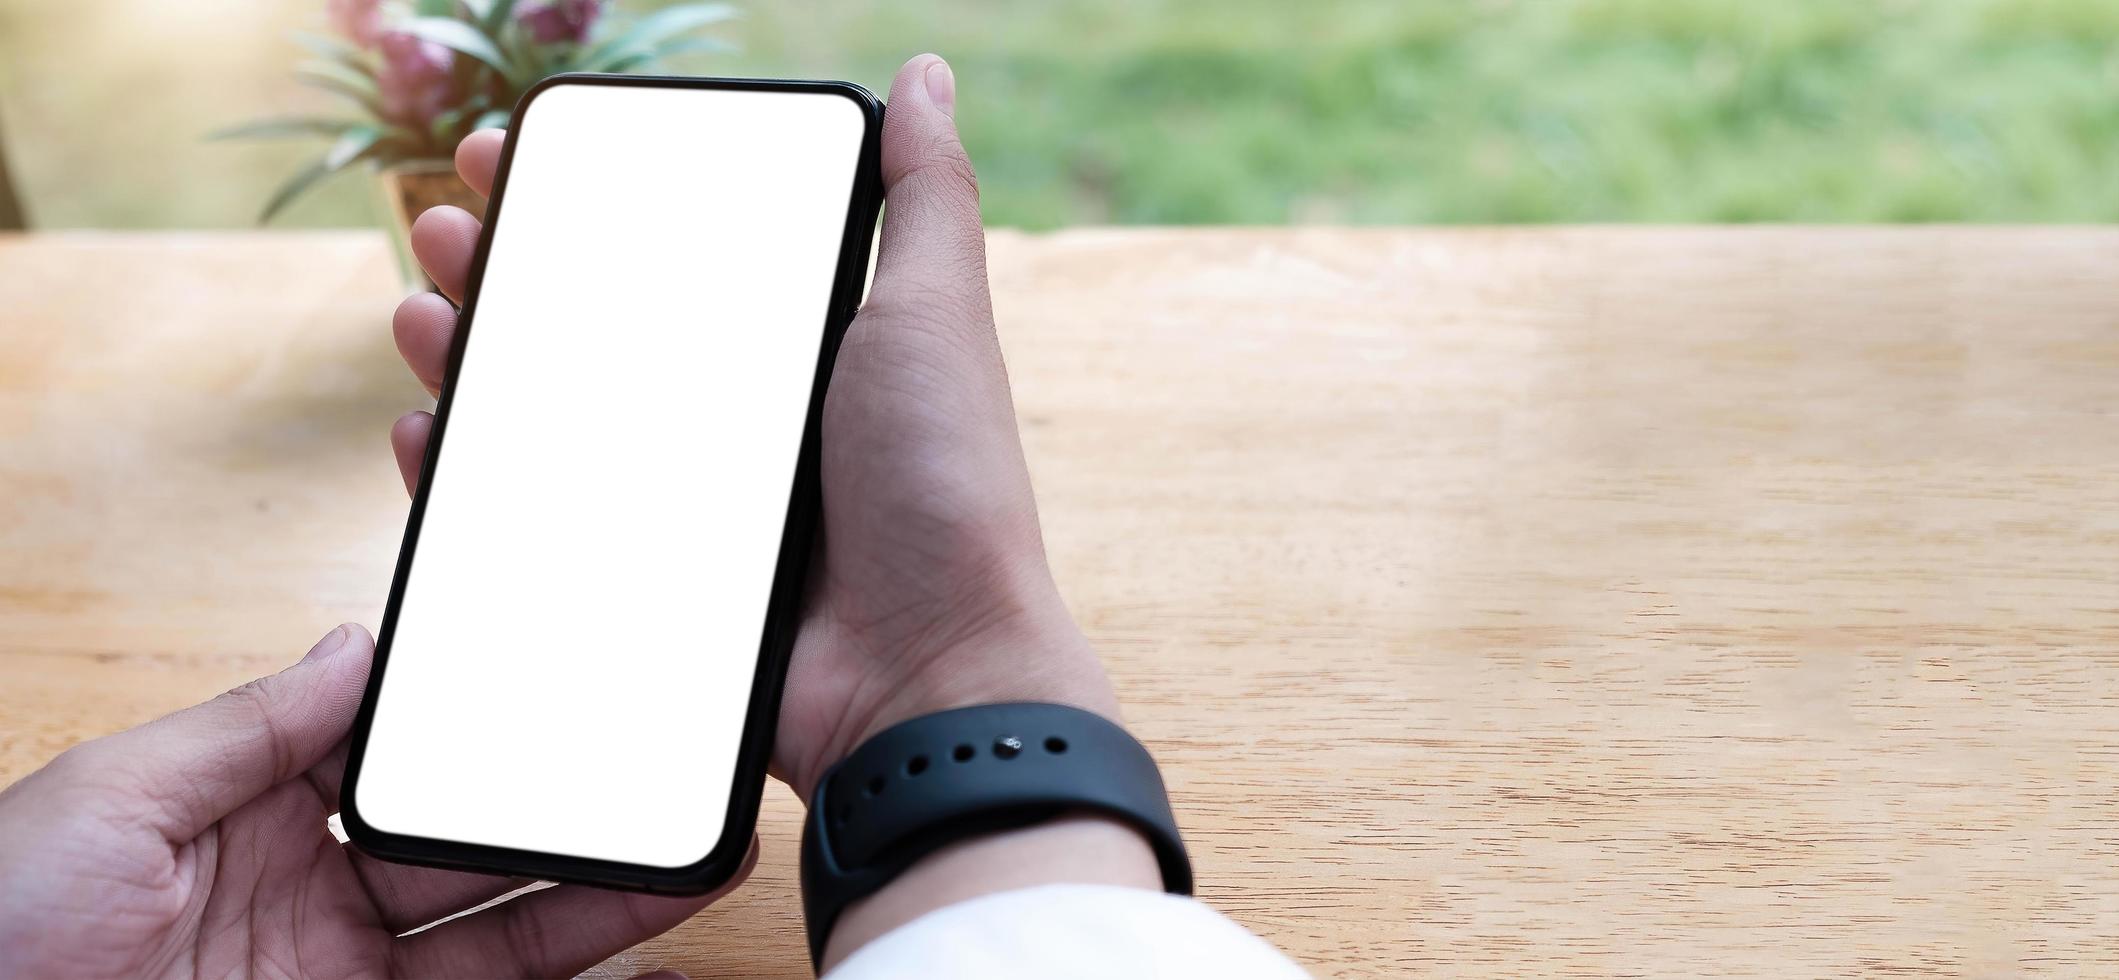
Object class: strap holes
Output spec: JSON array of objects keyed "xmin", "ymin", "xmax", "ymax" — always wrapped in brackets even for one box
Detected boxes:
[
  {"xmin": 1044, "ymin": 736, "xmax": 1068, "ymax": 754},
  {"xmin": 993, "ymin": 735, "xmax": 1023, "ymax": 759},
  {"xmin": 906, "ymin": 754, "xmax": 930, "ymax": 776},
  {"xmin": 866, "ymin": 775, "xmax": 885, "ymax": 797},
  {"xmin": 953, "ymin": 744, "xmax": 975, "ymax": 762}
]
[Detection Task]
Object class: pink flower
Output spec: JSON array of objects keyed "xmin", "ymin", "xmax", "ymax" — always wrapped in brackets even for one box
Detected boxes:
[
  {"xmin": 517, "ymin": 0, "xmax": 606, "ymax": 45},
  {"xmin": 377, "ymin": 31, "xmax": 458, "ymax": 127},
  {"xmin": 327, "ymin": 0, "xmax": 388, "ymax": 48}
]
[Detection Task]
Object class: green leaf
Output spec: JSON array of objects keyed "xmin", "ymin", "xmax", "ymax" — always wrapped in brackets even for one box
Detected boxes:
[
  {"xmin": 295, "ymin": 60, "xmax": 384, "ymax": 114},
  {"xmin": 456, "ymin": 0, "xmax": 524, "ymax": 71},
  {"xmin": 399, "ymin": 17, "xmax": 519, "ymax": 81},
  {"xmin": 258, "ymin": 158, "xmax": 334, "ymax": 225},
  {"xmin": 427, "ymin": 96, "xmax": 489, "ymax": 143},
  {"xmin": 257, "ymin": 127, "xmax": 379, "ymax": 224},
  {"xmin": 296, "ymin": 58, "xmax": 378, "ymax": 94},
  {"xmin": 256, "ymin": 121, "xmax": 400, "ymax": 221},
  {"xmin": 658, "ymin": 35, "xmax": 738, "ymax": 56},
  {"xmin": 414, "ymin": 0, "xmax": 455, "ymax": 16},
  {"xmin": 325, "ymin": 125, "xmax": 385, "ymax": 171},
  {"xmin": 375, "ymin": 124, "xmax": 432, "ymax": 162},
  {"xmin": 481, "ymin": 0, "xmax": 521, "ymax": 36},
  {"xmin": 429, "ymin": 109, "xmax": 462, "ymax": 143},
  {"xmin": 602, "ymin": 34, "xmax": 736, "ymax": 72},
  {"xmin": 505, "ymin": 34, "xmax": 546, "ymax": 82},
  {"xmin": 290, "ymin": 30, "xmax": 372, "ymax": 73},
  {"xmin": 472, "ymin": 109, "xmax": 512, "ymax": 132},
  {"xmin": 208, "ymin": 116, "xmax": 364, "ymax": 141},
  {"xmin": 576, "ymin": 4, "xmax": 738, "ymax": 73}
]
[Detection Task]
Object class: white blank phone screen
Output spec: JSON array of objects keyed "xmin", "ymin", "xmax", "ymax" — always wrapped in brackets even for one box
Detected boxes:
[{"xmin": 353, "ymin": 83, "xmax": 866, "ymax": 868}]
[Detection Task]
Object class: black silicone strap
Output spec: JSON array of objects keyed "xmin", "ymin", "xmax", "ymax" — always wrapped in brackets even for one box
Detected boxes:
[{"xmin": 799, "ymin": 702, "xmax": 1192, "ymax": 968}]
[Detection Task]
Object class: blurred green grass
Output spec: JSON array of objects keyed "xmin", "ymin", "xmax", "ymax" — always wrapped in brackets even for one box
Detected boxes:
[{"xmin": 3, "ymin": 0, "xmax": 2118, "ymax": 228}]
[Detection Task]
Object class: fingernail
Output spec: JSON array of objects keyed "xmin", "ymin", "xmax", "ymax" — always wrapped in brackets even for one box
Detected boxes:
[
  {"xmin": 304, "ymin": 625, "xmax": 351, "ymax": 663},
  {"xmin": 924, "ymin": 57, "xmax": 955, "ymax": 118}
]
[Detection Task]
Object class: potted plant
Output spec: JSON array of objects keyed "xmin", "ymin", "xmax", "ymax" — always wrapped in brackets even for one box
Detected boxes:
[{"xmin": 216, "ymin": 0, "xmax": 736, "ymax": 286}]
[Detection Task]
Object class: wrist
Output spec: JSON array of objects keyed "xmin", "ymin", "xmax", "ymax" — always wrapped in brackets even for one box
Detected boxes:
[
  {"xmin": 790, "ymin": 572, "xmax": 1174, "ymax": 967},
  {"xmin": 859, "ymin": 604, "xmax": 1117, "ymax": 741},
  {"xmin": 789, "ymin": 566, "xmax": 1118, "ymax": 798}
]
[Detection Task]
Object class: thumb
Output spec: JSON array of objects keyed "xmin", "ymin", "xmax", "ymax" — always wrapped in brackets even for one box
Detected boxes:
[
  {"xmin": 868, "ymin": 54, "xmax": 990, "ymax": 325},
  {"xmin": 66, "ymin": 624, "xmax": 373, "ymax": 841}
]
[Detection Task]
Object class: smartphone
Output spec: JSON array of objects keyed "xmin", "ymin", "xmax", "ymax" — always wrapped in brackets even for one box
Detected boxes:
[{"xmin": 339, "ymin": 75, "xmax": 883, "ymax": 894}]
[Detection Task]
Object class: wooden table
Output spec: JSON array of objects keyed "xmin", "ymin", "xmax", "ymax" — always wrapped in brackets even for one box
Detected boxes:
[{"xmin": 3, "ymin": 229, "xmax": 2116, "ymax": 977}]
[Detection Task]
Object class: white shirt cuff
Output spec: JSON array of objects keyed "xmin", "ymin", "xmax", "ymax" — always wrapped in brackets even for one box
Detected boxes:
[{"xmin": 825, "ymin": 883, "xmax": 1309, "ymax": 979}]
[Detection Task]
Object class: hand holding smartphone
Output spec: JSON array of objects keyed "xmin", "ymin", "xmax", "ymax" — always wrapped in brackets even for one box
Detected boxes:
[
  {"xmin": 367, "ymin": 59, "xmax": 1141, "ymax": 964},
  {"xmin": 344, "ymin": 75, "xmax": 884, "ymax": 892}
]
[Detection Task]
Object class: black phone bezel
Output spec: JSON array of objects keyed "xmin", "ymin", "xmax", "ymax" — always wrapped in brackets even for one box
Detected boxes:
[{"xmin": 338, "ymin": 73, "xmax": 884, "ymax": 895}]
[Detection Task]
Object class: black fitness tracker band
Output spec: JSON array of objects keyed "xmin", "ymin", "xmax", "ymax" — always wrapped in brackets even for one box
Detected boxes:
[{"xmin": 799, "ymin": 702, "xmax": 1193, "ymax": 967}]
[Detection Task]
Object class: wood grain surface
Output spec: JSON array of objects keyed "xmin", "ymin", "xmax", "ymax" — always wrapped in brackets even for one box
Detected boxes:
[{"xmin": 2, "ymin": 229, "xmax": 2116, "ymax": 977}]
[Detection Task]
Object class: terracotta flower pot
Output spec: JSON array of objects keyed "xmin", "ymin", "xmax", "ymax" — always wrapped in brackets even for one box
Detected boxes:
[{"xmin": 378, "ymin": 160, "xmax": 486, "ymax": 291}]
